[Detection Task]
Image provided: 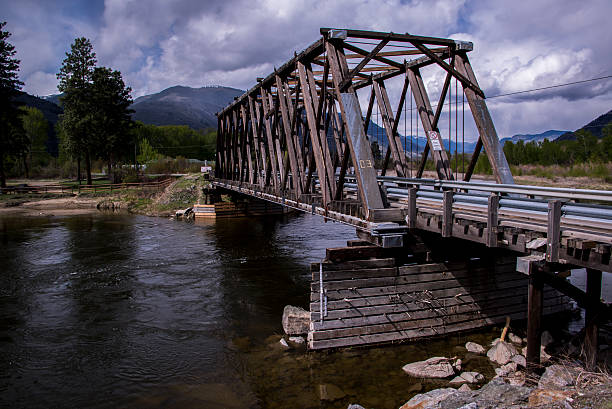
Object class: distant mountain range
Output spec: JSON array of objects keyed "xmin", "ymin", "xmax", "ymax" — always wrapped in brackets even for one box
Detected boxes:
[
  {"xmin": 131, "ymin": 85, "xmax": 243, "ymax": 129},
  {"xmin": 20, "ymin": 85, "xmax": 610, "ymax": 158},
  {"xmin": 557, "ymin": 109, "xmax": 612, "ymax": 141},
  {"xmin": 499, "ymin": 130, "xmax": 568, "ymax": 145}
]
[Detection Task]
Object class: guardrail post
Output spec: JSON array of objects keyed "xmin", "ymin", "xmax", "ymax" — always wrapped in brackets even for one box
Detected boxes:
[
  {"xmin": 406, "ymin": 187, "xmax": 417, "ymax": 229},
  {"xmin": 546, "ymin": 200, "xmax": 562, "ymax": 262},
  {"xmin": 487, "ymin": 193, "xmax": 499, "ymax": 247},
  {"xmin": 442, "ymin": 190, "xmax": 453, "ymax": 237}
]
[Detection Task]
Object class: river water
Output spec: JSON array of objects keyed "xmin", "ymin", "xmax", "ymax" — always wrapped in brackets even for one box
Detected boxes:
[{"xmin": 0, "ymin": 213, "xmax": 608, "ymax": 409}]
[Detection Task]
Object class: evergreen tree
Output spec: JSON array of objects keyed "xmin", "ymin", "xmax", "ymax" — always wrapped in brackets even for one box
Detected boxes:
[
  {"xmin": 57, "ymin": 37, "xmax": 97, "ymax": 185},
  {"xmin": 20, "ymin": 106, "xmax": 49, "ymax": 177},
  {"xmin": 0, "ymin": 22, "xmax": 25, "ymax": 187},
  {"xmin": 89, "ymin": 67, "xmax": 134, "ymax": 181}
]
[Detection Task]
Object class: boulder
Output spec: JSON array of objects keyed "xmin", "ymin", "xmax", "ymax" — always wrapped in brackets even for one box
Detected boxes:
[
  {"xmin": 450, "ymin": 372, "xmax": 484, "ymax": 385},
  {"xmin": 511, "ymin": 354, "xmax": 526, "ymax": 368},
  {"xmin": 281, "ymin": 305, "xmax": 310, "ymax": 335},
  {"xmin": 399, "ymin": 388, "xmax": 456, "ymax": 409},
  {"xmin": 457, "ymin": 403, "xmax": 478, "ymax": 409},
  {"xmin": 538, "ymin": 364, "xmax": 579, "ymax": 389},
  {"xmin": 457, "ymin": 384, "xmax": 472, "ymax": 392},
  {"xmin": 508, "ymin": 332, "xmax": 522, "ymax": 345},
  {"xmin": 279, "ymin": 338, "xmax": 290, "ymax": 349},
  {"xmin": 288, "ymin": 336, "xmax": 305, "ymax": 345},
  {"xmin": 347, "ymin": 405, "xmax": 366, "ymax": 409},
  {"xmin": 541, "ymin": 330, "xmax": 554, "ymax": 347},
  {"xmin": 402, "ymin": 357, "xmax": 458, "ymax": 379},
  {"xmin": 495, "ymin": 362, "xmax": 518, "ymax": 378},
  {"xmin": 528, "ymin": 389, "xmax": 574, "ymax": 406},
  {"xmin": 487, "ymin": 341, "xmax": 518, "ymax": 365},
  {"xmin": 465, "ymin": 341, "xmax": 486, "ymax": 354}
]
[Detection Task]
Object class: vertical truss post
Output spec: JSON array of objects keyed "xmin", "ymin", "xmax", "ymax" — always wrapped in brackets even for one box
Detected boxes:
[
  {"xmin": 325, "ymin": 37, "xmax": 384, "ymax": 213},
  {"xmin": 407, "ymin": 67, "xmax": 453, "ymax": 180},
  {"xmin": 275, "ymin": 74, "xmax": 303, "ymax": 196},
  {"xmin": 239, "ymin": 104, "xmax": 254, "ymax": 185},
  {"xmin": 231, "ymin": 110, "xmax": 243, "ymax": 182},
  {"xmin": 248, "ymin": 95, "xmax": 266, "ymax": 188},
  {"xmin": 261, "ymin": 87, "xmax": 283, "ymax": 191},
  {"xmin": 298, "ymin": 61, "xmax": 336, "ymax": 205},
  {"xmin": 487, "ymin": 193, "xmax": 499, "ymax": 247},
  {"xmin": 454, "ymin": 52, "xmax": 514, "ymax": 184}
]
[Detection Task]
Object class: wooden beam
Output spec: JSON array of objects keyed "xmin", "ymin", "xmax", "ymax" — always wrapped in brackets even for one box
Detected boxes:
[
  {"xmin": 340, "ymin": 39, "xmax": 389, "ymax": 90},
  {"xmin": 546, "ymin": 200, "xmax": 562, "ymax": 262},
  {"xmin": 526, "ymin": 273, "xmax": 544, "ymax": 370},
  {"xmin": 373, "ymin": 79, "xmax": 407, "ymax": 177},
  {"xmin": 585, "ymin": 268, "xmax": 602, "ymax": 369}
]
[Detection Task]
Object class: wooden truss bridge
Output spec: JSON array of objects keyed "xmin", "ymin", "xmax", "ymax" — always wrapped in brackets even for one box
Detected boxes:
[{"xmin": 214, "ymin": 28, "xmax": 610, "ymax": 367}]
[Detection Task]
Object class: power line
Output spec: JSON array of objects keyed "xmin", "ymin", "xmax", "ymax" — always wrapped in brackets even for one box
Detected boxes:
[{"xmin": 487, "ymin": 74, "xmax": 612, "ymax": 99}]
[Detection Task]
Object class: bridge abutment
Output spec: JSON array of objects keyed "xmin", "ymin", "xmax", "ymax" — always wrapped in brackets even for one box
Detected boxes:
[{"xmin": 308, "ymin": 236, "xmax": 570, "ymax": 350}]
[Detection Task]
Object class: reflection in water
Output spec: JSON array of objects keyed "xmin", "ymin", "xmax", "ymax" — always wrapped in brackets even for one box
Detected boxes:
[{"xmin": 1, "ymin": 213, "xmax": 606, "ymax": 409}]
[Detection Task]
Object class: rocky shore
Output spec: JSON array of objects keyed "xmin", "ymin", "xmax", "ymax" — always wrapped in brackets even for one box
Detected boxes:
[{"xmin": 279, "ymin": 305, "xmax": 611, "ymax": 409}]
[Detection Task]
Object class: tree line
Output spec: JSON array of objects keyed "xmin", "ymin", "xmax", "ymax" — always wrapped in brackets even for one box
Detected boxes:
[{"xmin": 0, "ymin": 22, "xmax": 216, "ymax": 187}]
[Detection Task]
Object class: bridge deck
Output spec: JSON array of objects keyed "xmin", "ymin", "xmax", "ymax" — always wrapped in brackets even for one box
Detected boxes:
[{"xmin": 214, "ymin": 177, "xmax": 612, "ymax": 273}]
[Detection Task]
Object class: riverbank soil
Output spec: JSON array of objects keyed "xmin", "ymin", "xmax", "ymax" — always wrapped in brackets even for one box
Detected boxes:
[{"xmin": 0, "ymin": 174, "xmax": 209, "ymax": 217}]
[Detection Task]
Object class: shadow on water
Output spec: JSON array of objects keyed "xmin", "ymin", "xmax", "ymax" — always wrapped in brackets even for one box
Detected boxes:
[{"xmin": 2, "ymin": 213, "xmax": 605, "ymax": 409}]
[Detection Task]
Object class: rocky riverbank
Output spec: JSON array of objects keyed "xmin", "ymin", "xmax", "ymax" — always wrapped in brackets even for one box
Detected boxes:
[{"xmin": 278, "ymin": 305, "xmax": 611, "ymax": 409}]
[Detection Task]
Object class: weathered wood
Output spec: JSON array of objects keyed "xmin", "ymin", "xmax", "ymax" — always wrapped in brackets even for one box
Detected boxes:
[
  {"xmin": 487, "ymin": 193, "xmax": 499, "ymax": 247},
  {"xmin": 310, "ymin": 257, "xmax": 395, "ymax": 272},
  {"xmin": 585, "ymin": 268, "xmax": 602, "ymax": 369},
  {"xmin": 407, "ymin": 187, "xmax": 417, "ymax": 229},
  {"xmin": 309, "ymin": 303, "xmax": 568, "ymax": 350},
  {"xmin": 442, "ymin": 191, "xmax": 453, "ymax": 237},
  {"xmin": 526, "ymin": 273, "xmax": 544, "ymax": 369},
  {"xmin": 373, "ymin": 79, "xmax": 407, "ymax": 177},
  {"xmin": 325, "ymin": 245, "xmax": 385, "ymax": 263},
  {"xmin": 546, "ymin": 200, "xmax": 562, "ymax": 262},
  {"xmin": 326, "ymin": 39, "xmax": 385, "ymax": 211},
  {"xmin": 275, "ymin": 74, "xmax": 303, "ymax": 195}
]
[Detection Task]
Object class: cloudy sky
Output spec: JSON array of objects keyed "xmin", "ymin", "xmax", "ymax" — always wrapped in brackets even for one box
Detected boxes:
[{"xmin": 2, "ymin": 0, "xmax": 611, "ymax": 138}]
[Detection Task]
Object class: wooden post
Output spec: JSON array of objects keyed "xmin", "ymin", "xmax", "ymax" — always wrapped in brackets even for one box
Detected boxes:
[
  {"xmin": 487, "ymin": 193, "xmax": 499, "ymax": 247},
  {"xmin": 526, "ymin": 272, "xmax": 544, "ymax": 370},
  {"xmin": 442, "ymin": 190, "xmax": 453, "ymax": 237},
  {"xmin": 407, "ymin": 187, "xmax": 417, "ymax": 229},
  {"xmin": 546, "ymin": 200, "xmax": 562, "ymax": 262},
  {"xmin": 584, "ymin": 268, "xmax": 602, "ymax": 369}
]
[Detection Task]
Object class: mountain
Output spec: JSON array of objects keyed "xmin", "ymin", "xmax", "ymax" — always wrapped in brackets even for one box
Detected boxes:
[
  {"xmin": 366, "ymin": 120, "xmax": 478, "ymax": 156},
  {"xmin": 15, "ymin": 92, "xmax": 63, "ymax": 156},
  {"xmin": 499, "ymin": 130, "xmax": 567, "ymax": 145},
  {"xmin": 130, "ymin": 85, "xmax": 244, "ymax": 130},
  {"xmin": 557, "ymin": 109, "xmax": 612, "ymax": 141},
  {"xmin": 42, "ymin": 94, "xmax": 62, "ymax": 106}
]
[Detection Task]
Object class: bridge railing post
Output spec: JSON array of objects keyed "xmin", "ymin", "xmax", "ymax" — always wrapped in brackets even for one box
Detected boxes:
[
  {"xmin": 442, "ymin": 190, "xmax": 453, "ymax": 237},
  {"xmin": 487, "ymin": 193, "xmax": 499, "ymax": 247},
  {"xmin": 546, "ymin": 200, "xmax": 562, "ymax": 262},
  {"xmin": 406, "ymin": 187, "xmax": 417, "ymax": 229}
]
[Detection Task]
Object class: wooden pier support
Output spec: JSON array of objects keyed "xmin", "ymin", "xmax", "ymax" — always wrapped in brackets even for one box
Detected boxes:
[
  {"xmin": 526, "ymin": 272, "xmax": 544, "ymax": 369},
  {"xmin": 585, "ymin": 268, "xmax": 602, "ymax": 369}
]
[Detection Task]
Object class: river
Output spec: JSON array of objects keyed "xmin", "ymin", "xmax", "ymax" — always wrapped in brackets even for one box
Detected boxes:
[{"xmin": 0, "ymin": 213, "xmax": 608, "ymax": 409}]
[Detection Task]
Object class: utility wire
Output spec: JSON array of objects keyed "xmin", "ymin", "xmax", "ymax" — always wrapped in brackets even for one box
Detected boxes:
[{"xmin": 487, "ymin": 74, "xmax": 612, "ymax": 100}]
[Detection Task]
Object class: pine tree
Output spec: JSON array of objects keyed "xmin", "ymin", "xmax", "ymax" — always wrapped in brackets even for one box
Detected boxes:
[
  {"xmin": 0, "ymin": 22, "xmax": 25, "ymax": 187},
  {"xmin": 57, "ymin": 37, "xmax": 97, "ymax": 185}
]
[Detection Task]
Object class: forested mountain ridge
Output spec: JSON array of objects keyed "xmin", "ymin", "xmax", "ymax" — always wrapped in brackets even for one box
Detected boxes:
[
  {"xmin": 558, "ymin": 109, "xmax": 612, "ymax": 141},
  {"xmin": 130, "ymin": 85, "xmax": 243, "ymax": 129}
]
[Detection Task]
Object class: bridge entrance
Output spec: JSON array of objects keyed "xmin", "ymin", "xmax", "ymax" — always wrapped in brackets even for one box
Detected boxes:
[{"xmin": 214, "ymin": 28, "xmax": 610, "ymax": 368}]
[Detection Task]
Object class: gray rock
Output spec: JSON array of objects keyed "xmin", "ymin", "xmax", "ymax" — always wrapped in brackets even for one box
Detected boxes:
[
  {"xmin": 465, "ymin": 341, "xmax": 486, "ymax": 354},
  {"xmin": 347, "ymin": 405, "xmax": 366, "ymax": 409},
  {"xmin": 541, "ymin": 330, "xmax": 554, "ymax": 346},
  {"xmin": 511, "ymin": 354, "xmax": 526, "ymax": 368},
  {"xmin": 450, "ymin": 372, "xmax": 484, "ymax": 385},
  {"xmin": 538, "ymin": 364, "xmax": 579, "ymax": 389},
  {"xmin": 457, "ymin": 403, "xmax": 478, "ymax": 409},
  {"xmin": 402, "ymin": 357, "xmax": 457, "ymax": 379},
  {"xmin": 288, "ymin": 336, "xmax": 305, "ymax": 344},
  {"xmin": 495, "ymin": 362, "xmax": 518, "ymax": 378},
  {"xmin": 458, "ymin": 384, "xmax": 472, "ymax": 392},
  {"xmin": 279, "ymin": 338, "xmax": 290, "ymax": 349},
  {"xmin": 508, "ymin": 332, "xmax": 522, "ymax": 345},
  {"xmin": 487, "ymin": 340, "xmax": 518, "ymax": 365},
  {"xmin": 440, "ymin": 378, "xmax": 533, "ymax": 409},
  {"xmin": 453, "ymin": 359, "xmax": 462, "ymax": 372},
  {"xmin": 399, "ymin": 388, "xmax": 456, "ymax": 409},
  {"xmin": 281, "ymin": 305, "xmax": 310, "ymax": 335}
]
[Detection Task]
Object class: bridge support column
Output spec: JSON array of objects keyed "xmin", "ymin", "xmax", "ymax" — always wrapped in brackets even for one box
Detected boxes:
[{"xmin": 585, "ymin": 268, "xmax": 602, "ymax": 369}]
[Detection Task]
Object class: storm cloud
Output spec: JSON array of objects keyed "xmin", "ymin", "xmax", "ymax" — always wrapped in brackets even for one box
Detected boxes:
[{"xmin": 2, "ymin": 0, "xmax": 611, "ymax": 138}]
